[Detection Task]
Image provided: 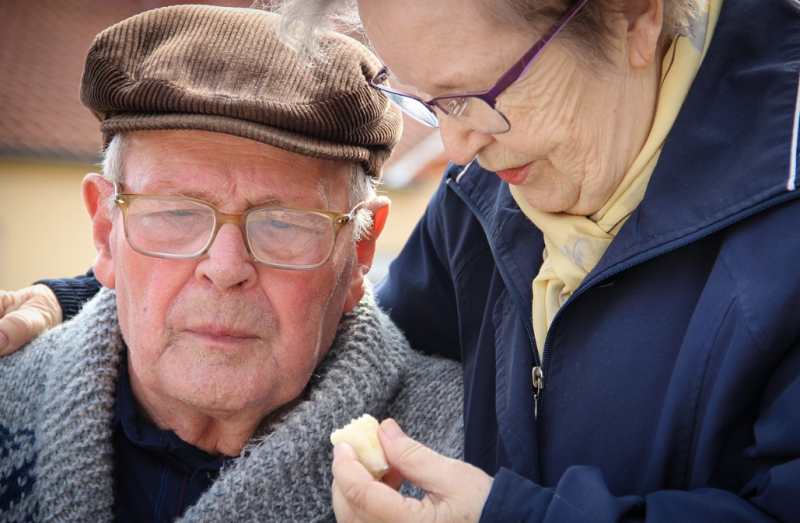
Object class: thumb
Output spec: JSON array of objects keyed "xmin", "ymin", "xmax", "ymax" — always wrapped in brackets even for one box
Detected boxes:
[
  {"xmin": 0, "ymin": 286, "xmax": 62, "ymax": 355},
  {"xmin": 0, "ymin": 308, "xmax": 40, "ymax": 355},
  {"xmin": 378, "ymin": 419, "xmax": 458, "ymax": 497}
]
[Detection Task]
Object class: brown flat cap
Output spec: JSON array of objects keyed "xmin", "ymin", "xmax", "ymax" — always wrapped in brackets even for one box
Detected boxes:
[{"xmin": 80, "ymin": 5, "xmax": 402, "ymax": 179}]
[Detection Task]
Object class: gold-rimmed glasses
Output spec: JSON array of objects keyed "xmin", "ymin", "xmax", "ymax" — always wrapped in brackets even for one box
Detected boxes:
[{"xmin": 113, "ymin": 183, "xmax": 360, "ymax": 270}]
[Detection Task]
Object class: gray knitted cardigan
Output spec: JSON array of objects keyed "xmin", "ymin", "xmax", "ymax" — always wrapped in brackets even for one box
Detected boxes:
[{"xmin": 0, "ymin": 288, "xmax": 464, "ymax": 522}]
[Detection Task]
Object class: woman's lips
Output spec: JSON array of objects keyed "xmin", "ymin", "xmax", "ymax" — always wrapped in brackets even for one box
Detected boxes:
[{"xmin": 495, "ymin": 162, "xmax": 532, "ymax": 186}]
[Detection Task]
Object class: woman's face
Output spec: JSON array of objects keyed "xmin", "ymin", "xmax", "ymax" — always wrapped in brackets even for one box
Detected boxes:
[{"xmin": 358, "ymin": 0, "xmax": 660, "ymax": 215}]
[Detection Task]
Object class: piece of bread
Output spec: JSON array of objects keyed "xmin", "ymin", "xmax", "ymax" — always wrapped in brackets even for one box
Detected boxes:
[{"xmin": 330, "ymin": 414, "xmax": 389, "ymax": 479}]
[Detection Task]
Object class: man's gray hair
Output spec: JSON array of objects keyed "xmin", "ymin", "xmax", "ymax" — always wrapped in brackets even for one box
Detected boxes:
[{"xmin": 101, "ymin": 133, "xmax": 377, "ymax": 242}]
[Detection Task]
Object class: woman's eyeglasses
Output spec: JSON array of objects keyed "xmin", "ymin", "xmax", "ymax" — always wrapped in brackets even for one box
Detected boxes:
[{"xmin": 370, "ymin": 0, "xmax": 589, "ymax": 134}]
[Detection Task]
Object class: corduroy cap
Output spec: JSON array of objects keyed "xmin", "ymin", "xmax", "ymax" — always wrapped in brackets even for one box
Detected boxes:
[{"xmin": 80, "ymin": 5, "xmax": 402, "ymax": 179}]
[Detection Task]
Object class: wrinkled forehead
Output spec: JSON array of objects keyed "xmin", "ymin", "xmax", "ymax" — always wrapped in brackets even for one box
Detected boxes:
[
  {"xmin": 358, "ymin": 0, "xmax": 525, "ymax": 94},
  {"xmin": 120, "ymin": 131, "xmax": 354, "ymax": 210}
]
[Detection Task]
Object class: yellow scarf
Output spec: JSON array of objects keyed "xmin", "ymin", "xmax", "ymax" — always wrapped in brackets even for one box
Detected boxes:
[{"xmin": 511, "ymin": 0, "xmax": 722, "ymax": 359}]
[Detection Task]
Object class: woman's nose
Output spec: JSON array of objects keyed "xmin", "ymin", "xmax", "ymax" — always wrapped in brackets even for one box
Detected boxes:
[{"xmin": 436, "ymin": 114, "xmax": 495, "ymax": 166}]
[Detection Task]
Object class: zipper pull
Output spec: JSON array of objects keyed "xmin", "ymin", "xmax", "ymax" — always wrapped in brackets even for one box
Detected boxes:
[{"xmin": 532, "ymin": 366, "xmax": 545, "ymax": 419}]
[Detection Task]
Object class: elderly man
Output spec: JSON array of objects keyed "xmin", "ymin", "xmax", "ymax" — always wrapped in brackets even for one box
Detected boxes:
[{"xmin": 0, "ymin": 6, "xmax": 463, "ymax": 522}]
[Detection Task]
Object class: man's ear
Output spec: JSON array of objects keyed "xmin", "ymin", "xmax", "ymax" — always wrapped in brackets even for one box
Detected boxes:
[
  {"xmin": 82, "ymin": 173, "xmax": 116, "ymax": 289},
  {"xmin": 342, "ymin": 196, "xmax": 390, "ymax": 313},
  {"xmin": 626, "ymin": 0, "xmax": 663, "ymax": 69}
]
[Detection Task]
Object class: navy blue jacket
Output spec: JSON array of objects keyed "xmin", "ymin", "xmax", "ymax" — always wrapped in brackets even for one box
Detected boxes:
[{"xmin": 376, "ymin": 0, "xmax": 800, "ymax": 521}]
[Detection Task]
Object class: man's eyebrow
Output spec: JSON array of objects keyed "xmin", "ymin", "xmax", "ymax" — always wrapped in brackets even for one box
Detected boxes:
[
  {"xmin": 248, "ymin": 196, "xmax": 288, "ymax": 208},
  {"xmin": 170, "ymin": 190, "xmax": 287, "ymax": 209}
]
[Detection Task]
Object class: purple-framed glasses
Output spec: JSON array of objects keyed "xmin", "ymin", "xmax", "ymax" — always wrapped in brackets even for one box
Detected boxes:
[{"xmin": 370, "ymin": 0, "xmax": 589, "ymax": 134}]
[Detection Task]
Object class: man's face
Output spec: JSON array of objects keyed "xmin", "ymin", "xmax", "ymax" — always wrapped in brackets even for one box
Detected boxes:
[{"xmin": 93, "ymin": 130, "xmax": 363, "ymax": 423}]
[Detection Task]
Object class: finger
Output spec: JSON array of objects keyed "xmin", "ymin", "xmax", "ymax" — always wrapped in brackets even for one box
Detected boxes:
[
  {"xmin": 28, "ymin": 284, "xmax": 63, "ymax": 325},
  {"xmin": 0, "ymin": 308, "xmax": 45, "ymax": 355},
  {"xmin": 381, "ymin": 467, "xmax": 405, "ymax": 491},
  {"xmin": 333, "ymin": 442, "xmax": 377, "ymax": 484},
  {"xmin": 376, "ymin": 419, "xmax": 456, "ymax": 495},
  {"xmin": 0, "ymin": 285, "xmax": 62, "ymax": 355},
  {"xmin": 0, "ymin": 292, "xmax": 13, "ymax": 353},
  {"xmin": 332, "ymin": 478, "xmax": 360, "ymax": 523},
  {"xmin": 379, "ymin": 420, "xmax": 492, "ymax": 521},
  {"xmin": 332, "ymin": 444, "xmax": 371, "ymax": 523},
  {"xmin": 0, "ymin": 290, "xmax": 15, "ymax": 316},
  {"xmin": 332, "ymin": 442, "xmax": 425, "ymax": 523}
]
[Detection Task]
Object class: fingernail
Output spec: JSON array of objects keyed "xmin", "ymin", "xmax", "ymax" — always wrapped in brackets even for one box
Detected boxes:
[
  {"xmin": 0, "ymin": 332, "xmax": 8, "ymax": 351},
  {"xmin": 381, "ymin": 419, "xmax": 405, "ymax": 440}
]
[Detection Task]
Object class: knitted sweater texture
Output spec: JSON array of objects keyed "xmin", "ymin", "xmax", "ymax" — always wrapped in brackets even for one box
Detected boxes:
[{"xmin": 0, "ymin": 288, "xmax": 463, "ymax": 522}]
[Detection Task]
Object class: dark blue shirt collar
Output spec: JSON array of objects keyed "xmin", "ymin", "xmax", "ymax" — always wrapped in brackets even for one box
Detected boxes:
[{"xmin": 113, "ymin": 354, "xmax": 231, "ymax": 522}]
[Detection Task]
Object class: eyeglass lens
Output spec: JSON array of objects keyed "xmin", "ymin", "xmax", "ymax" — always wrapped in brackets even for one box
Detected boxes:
[
  {"xmin": 434, "ymin": 97, "xmax": 511, "ymax": 134},
  {"xmin": 246, "ymin": 208, "xmax": 333, "ymax": 267},
  {"xmin": 381, "ymin": 91, "xmax": 439, "ymax": 127},
  {"xmin": 377, "ymin": 78, "xmax": 510, "ymax": 133},
  {"xmin": 124, "ymin": 197, "xmax": 336, "ymax": 268}
]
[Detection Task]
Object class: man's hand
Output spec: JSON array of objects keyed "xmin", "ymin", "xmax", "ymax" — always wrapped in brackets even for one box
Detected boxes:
[
  {"xmin": 331, "ymin": 418, "xmax": 493, "ymax": 523},
  {"xmin": 0, "ymin": 285, "xmax": 62, "ymax": 355}
]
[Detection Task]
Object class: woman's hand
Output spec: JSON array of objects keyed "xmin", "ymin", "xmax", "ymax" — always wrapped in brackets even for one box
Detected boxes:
[
  {"xmin": 0, "ymin": 284, "xmax": 62, "ymax": 355},
  {"xmin": 331, "ymin": 418, "xmax": 492, "ymax": 523}
]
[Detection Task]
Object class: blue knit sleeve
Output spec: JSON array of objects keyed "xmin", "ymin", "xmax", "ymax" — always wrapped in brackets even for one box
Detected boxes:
[{"xmin": 35, "ymin": 268, "xmax": 102, "ymax": 321}]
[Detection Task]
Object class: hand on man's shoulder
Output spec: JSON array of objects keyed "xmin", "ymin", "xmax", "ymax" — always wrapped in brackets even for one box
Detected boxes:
[{"xmin": 0, "ymin": 284, "xmax": 62, "ymax": 356}]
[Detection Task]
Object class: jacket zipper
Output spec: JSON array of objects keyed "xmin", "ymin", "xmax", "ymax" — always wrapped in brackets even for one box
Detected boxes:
[
  {"xmin": 532, "ymin": 366, "xmax": 545, "ymax": 419},
  {"xmin": 536, "ymin": 190, "xmax": 800, "ymax": 431},
  {"xmin": 449, "ymin": 169, "xmax": 800, "ymax": 428},
  {"xmin": 446, "ymin": 176, "xmax": 539, "ymax": 365}
]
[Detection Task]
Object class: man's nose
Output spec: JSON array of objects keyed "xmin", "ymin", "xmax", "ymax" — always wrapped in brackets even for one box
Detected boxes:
[
  {"xmin": 195, "ymin": 223, "xmax": 258, "ymax": 291},
  {"xmin": 437, "ymin": 115, "xmax": 495, "ymax": 166}
]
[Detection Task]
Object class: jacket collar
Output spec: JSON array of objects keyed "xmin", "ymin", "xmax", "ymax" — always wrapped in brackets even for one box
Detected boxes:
[{"xmin": 450, "ymin": 0, "xmax": 800, "ymax": 292}]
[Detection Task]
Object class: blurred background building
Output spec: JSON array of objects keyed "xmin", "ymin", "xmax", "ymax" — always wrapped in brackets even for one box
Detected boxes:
[{"xmin": 0, "ymin": 0, "xmax": 448, "ymax": 290}]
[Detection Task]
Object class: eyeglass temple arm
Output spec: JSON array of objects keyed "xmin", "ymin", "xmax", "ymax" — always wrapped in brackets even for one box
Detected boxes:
[
  {"xmin": 340, "ymin": 201, "xmax": 366, "ymax": 225},
  {"xmin": 484, "ymin": 0, "xmax": 590, "ymax": 102}
]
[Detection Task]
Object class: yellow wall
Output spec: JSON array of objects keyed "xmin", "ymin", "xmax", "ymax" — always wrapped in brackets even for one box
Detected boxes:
[
  {"xmin": 0, "ymin": 159, "xmax": 97, "ymax": 290},
  {"xmin": 367, "ymin": 177, "xmax": 439, "ymax": 282},
  {"xmin": 379, "ymin": 179, "xmax": 439, "ymax": 253}
]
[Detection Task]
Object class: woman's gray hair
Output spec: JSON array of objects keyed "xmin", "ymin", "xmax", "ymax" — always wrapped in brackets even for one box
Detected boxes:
[
  {"xmin": 101, "ymin": 132, "xmax": 377, "ymax": 242},
  {"xmin": 273, "ymin": 0, "xmax": 701, "ymax": 69},
  {"xmin": 266, "ymin": 0, "xmax": 361, "ymax": 56}
]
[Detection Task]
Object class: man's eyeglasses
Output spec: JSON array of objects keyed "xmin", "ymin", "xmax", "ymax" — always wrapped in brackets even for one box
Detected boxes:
[
  {"xmin": 370, "ymin": 0, "xmax": 589, "ymax": 134},
  {"xmin": 113, "ymin": 184, "xmax": 360, "ymax": 270}
]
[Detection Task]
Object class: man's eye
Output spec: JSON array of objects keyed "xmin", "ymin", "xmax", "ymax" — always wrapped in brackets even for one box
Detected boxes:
[
  {"xmin": 168, "ymin": 210, "xmax": 196, "ymax": 217},
  {"xmin": 267, "ymin": 220, "xmax": 293, "ymax": 229}
]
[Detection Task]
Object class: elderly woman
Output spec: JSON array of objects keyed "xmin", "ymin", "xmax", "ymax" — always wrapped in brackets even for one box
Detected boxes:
[{"xmin": 1, "ymin": 0, "xmax": 799, "ymax": 521}]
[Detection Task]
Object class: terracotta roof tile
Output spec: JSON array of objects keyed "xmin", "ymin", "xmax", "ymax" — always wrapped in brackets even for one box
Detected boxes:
[
  {"xmin": 1, "ymin": 0, "xmax": 134, "ymax": 159},
  {"xmin": 0, "ymin": 0, "xmax": 440, "ymax": 173},
  {"xmin": 0, "ymin": 0, "xmax": 254, "ymax": 161}
]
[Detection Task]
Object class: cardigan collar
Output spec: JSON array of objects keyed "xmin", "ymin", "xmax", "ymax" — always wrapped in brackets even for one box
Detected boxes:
[{"xmin": 34, "ymin": 287, "xmax": 409, "ymax": 522}]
